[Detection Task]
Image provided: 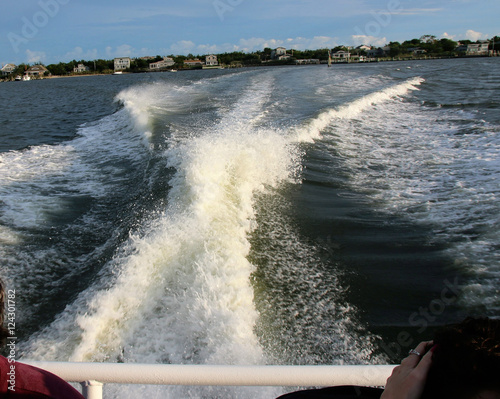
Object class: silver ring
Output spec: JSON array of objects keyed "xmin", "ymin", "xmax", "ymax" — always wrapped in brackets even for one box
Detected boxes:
[{"xmin": 408, "ymin": 349, "xmax": 421, "ymax": 356}]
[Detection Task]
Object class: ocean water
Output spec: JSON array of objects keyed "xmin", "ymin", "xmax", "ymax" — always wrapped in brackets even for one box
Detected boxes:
[{"xmin": 0, "ymin": 58, "xmax": 499, "ymax": 398}]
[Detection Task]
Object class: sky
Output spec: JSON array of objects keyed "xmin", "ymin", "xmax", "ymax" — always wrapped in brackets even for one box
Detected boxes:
[{"xmin": 1, "ymin": 0, "xmax": 499, "ymax": 65}]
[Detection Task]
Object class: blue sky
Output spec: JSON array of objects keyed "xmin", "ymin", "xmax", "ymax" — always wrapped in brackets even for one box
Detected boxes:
[{"xmin": 1, "ymin": 0, "xmax": 499, "ymax": 65}]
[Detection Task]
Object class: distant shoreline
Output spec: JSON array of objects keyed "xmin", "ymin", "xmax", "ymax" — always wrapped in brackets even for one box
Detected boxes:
[{"xmin": 1, "ymin": 54, "xmax": 498, "ymax": 82}]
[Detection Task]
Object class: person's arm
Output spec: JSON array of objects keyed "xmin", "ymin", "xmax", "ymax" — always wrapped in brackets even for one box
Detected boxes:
[{"xmin": 381, "ymin": 341, "xmax": 435, "ymax": 399}]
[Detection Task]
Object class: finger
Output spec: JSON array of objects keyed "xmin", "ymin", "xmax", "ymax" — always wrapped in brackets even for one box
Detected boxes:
[
  {"xmin": 416, "ymin": 340, "xmax": 434, "ymax": 353},
  {"xmin": 412, "ymin": 344, "xmax": 435, "ymax": 378},
  {"xmin": 401, "ymin": 348, "xmax": 435, "ymax": 399},
  {"xmin": 402, "ymin": 341, "xmax": 433, "ymax": 367}
]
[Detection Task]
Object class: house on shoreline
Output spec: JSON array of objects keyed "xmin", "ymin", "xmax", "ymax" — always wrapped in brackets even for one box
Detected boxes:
[
  {"xmin": 184, "ymin": 59, "xmax": 203, "ymax": 68},
  {"xmin": 333, "ymin": 50, "xmax": 350, "ymax": 61},
  {"xmin": 466, "ymin": 41, "xmax": 490, "ymax": 56},
  {"xmin": 1, "ymin": 64, "xmax": 16, "ymax": 75},
  {"xmin": 367, "ymin": 46, "xmax": 391, "ymax": 58},
  {"xmin": 2, "ymin": 38, "xmax": 497, "ymax": 82},
  {"xmin": 114, "ymin": 57, "xmax": 131, "ymax": 71},
  {"xmin": 205, "ymin": 55, "xmax": 218, "ymax": 66},
  {"xmin": 271, "ymin": 47, "xmax": 291, "ymax": 61},
  {"xmin": 73, "ymin": 63, "xmax": 90, "ymax": 73},
  {"xmin": 26, "ymin": 65, "xmax": 50, "ymax": 77},
  {"xmin": 149, "ymin": 57, "xmax": 175, "ymax": 70}
]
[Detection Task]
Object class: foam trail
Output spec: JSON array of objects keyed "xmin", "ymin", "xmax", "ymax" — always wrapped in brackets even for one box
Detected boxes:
[
  {"xmin": 294, "ymin": 77, "xmax": 424, "ymax": 142},
  {"xmin": 25, "ymin": 74, "xmax": 301, "ymax": 372}
]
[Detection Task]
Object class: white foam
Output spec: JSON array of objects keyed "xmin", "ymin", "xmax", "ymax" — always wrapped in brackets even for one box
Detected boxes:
[
  {"xmin": 0, "ymin": 145, "xmax": 77, "ymax": 228},
  {"xmin": 294, "ymin": 77, "xmax": 424, "ymax": 142},
  {"xmin": 0, "ymin": 225, "xmax": 19, "ymax": 245},
  {"xmin": 0, "ymin": 105, "xmax": 151, "ymax": 231},
  {"xmin": 18, "ymin": 72, "xmax": 437, "ymax": 399},
  {"xmin": 309, "ymin": 80, "xmax": 500, "ymax": 312},
  {"xmin": 25, "ymin": 73, "xmax": 302, "ymax": 372}
]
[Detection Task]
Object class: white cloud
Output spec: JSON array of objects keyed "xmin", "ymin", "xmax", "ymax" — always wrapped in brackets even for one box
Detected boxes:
[
  {"xmin": 236, "ymin": 37, "xmax": 282, "ymax": 51},
  {"xmin": 442, "ymin": 32, "xmax": 456, "ymax": 40},
  {"xmin": 63, "ymin": 46, "xmax": 98, "ymax": 61},
  {"xmin": 351, "ymin": 35, "xmax": 387, "ymax": 47},
  {"xmin": 465, "ymin": 29, "xmax": 487, "ymax": 41},
  {"xmin": 169, "ymin": 40, "xmax": 196, "ymax": 55},
  {"xmin": 105, "ymin": 44, "xmax": 134, "ymax": 59},
  {"xmin": 25, "ymin": 49, "xmax": 46, "ymax": 64},
  {"xmin": 196, "ymin": 43, "xmax": 221, "ymax": 55},
  {"xmin": 165, "ymin": 36, "xmax": 340, "ymax": 56},
  {"xmin": 234, "ymin": 36, "xmax": 339, "ymax": 52},
  {"xmin": 288, "ymin": 36, "xmax": 340, "ymax": 50}
]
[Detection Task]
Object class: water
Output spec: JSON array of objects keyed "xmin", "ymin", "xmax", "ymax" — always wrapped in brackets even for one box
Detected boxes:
[{"xmin": 1, "ymin": 58, "xmax": 499, "ymax": 398}]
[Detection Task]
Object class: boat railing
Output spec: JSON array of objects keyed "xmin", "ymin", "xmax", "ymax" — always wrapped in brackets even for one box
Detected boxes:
[{"xmin": 24, "ymin": 361, "xmax": 396, "ymax": 399}]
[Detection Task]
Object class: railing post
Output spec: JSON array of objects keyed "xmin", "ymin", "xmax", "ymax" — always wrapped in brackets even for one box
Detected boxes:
[{"xmin": 81, "ymin": 380, "xmax": 103, "ymax": 399}]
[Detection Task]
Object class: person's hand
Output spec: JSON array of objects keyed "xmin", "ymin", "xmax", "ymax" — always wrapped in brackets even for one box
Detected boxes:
[{"xmin": 380, "ymin": 341, "xmax": 435, "ymax": 399}]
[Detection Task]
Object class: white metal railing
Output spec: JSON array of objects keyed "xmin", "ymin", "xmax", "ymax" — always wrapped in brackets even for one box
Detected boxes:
[{"xmin": 24, "ymin": 361, "xmax": 396, "ymax": 399}]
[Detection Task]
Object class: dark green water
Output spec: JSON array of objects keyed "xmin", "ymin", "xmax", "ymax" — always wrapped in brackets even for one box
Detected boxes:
[{"xmin": 1, "ymin": 59, "xmax": 499, "ymax": 398}]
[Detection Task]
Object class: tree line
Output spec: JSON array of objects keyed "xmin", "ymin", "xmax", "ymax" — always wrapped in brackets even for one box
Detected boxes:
[{"xmin": 3, "ymin": 35, "xmax": 499, "ymax": 79}]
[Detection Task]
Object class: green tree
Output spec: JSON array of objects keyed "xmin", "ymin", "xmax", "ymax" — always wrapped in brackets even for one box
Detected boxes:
[
  {"xmin": 332, "ymin": 46, "xmax": 349, "ymax": 52},
  {"xmin": 420, "ymin": 35, "xmax": 437, "ymax": 44},
  {"xmin": 261, "ymin": 47, "xmax": 272, "ymax": 61},
  {"xmin": 94, "ymin": 59, "xmax": 114, "ymax": 73},
  {"xmin": 130, "ymin": 58, "xmax": 149, "ymax": 71},
  {"xmin": 440, "ymin": 38, "xmax": 457, "ymax": 53},
  {"xmin": 490, "ymin": 36, "xmax": 500, "ymax": 51},
  {"xmin": 46, "ymin": 62, "xmax": 69, "ymax": 75},
  {"xmin": 12, "ymin": 64, "xmax": 29, "ymax": 77},
  {"xmin": 388, "ymin": 41, "xmax": 402, "ymax": 56}
]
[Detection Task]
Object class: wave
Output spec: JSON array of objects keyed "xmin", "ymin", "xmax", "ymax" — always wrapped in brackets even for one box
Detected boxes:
[
  {"xmin": 305, "ymin": 76, "xmax": 500, "ymax": 315},
  {"xmin": 21, "ymin": 73, "xmax": 428, "ymax": 367},
  {"xmin": 4, "ymin": 64, "xmax": 497, "ymax": 398},
  {"xmin": 12, "ymin": 73, "xmax": 431, "ymax": 399},
  {"xmin": 294, "ymin": 77, "xmax": 424, "ymax": 142},
  {"xmin": 23, "ymin": 73, "xmax": 301, "ymax": 369}
]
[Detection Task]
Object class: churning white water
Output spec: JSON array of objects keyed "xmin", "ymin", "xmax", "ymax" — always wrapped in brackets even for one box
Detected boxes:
[{"xmin": 1, "ymin": 60, "xmax": 498, "ymax": 398}]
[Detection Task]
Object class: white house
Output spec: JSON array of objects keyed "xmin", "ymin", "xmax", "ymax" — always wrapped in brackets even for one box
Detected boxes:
[
  {"xmin": 205, "ymin": 55, "xmax": 218, "ymax": 66},
  {"xmin": 184, "ymin": 59, "xmax": 203, "ymax": 67},
  {"xmin": 149, "ymin": 57, "xmax": 175, "ymax": 70},
  {"xmin": 407, "ymin": 47, "xmax": 427, "ymax": 56},
  {"xmin": 467, "ymin": 41, "xmax": 489, "ymax": 56},
  {"xmin": 350, "ymin": 55, "xmax": 367, "ymax": 62},
  {"xmin": 26, "ymin": 65, "xmax": 50, "ymax": 77},
  {"xmin": 73, "ymin": 63, "xmax": 90, "ymax": 73},
  {"xmin": 276, "ymin": 47, "xmax": 287, "ymax": 55},
  {"xmin": 333, "ymin": 50, "xmax": 350, "ymax": 61},
  {"xmin": 271, "ymin": 47, "xmax": 288, "ymax": 60},
  {"xmin": 1, "ymin": 63, "xmax": 16, "ymax": 75},
  {"xmin": 114, "ymin": 57, "xmax": 131, "ymax": 71}
]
